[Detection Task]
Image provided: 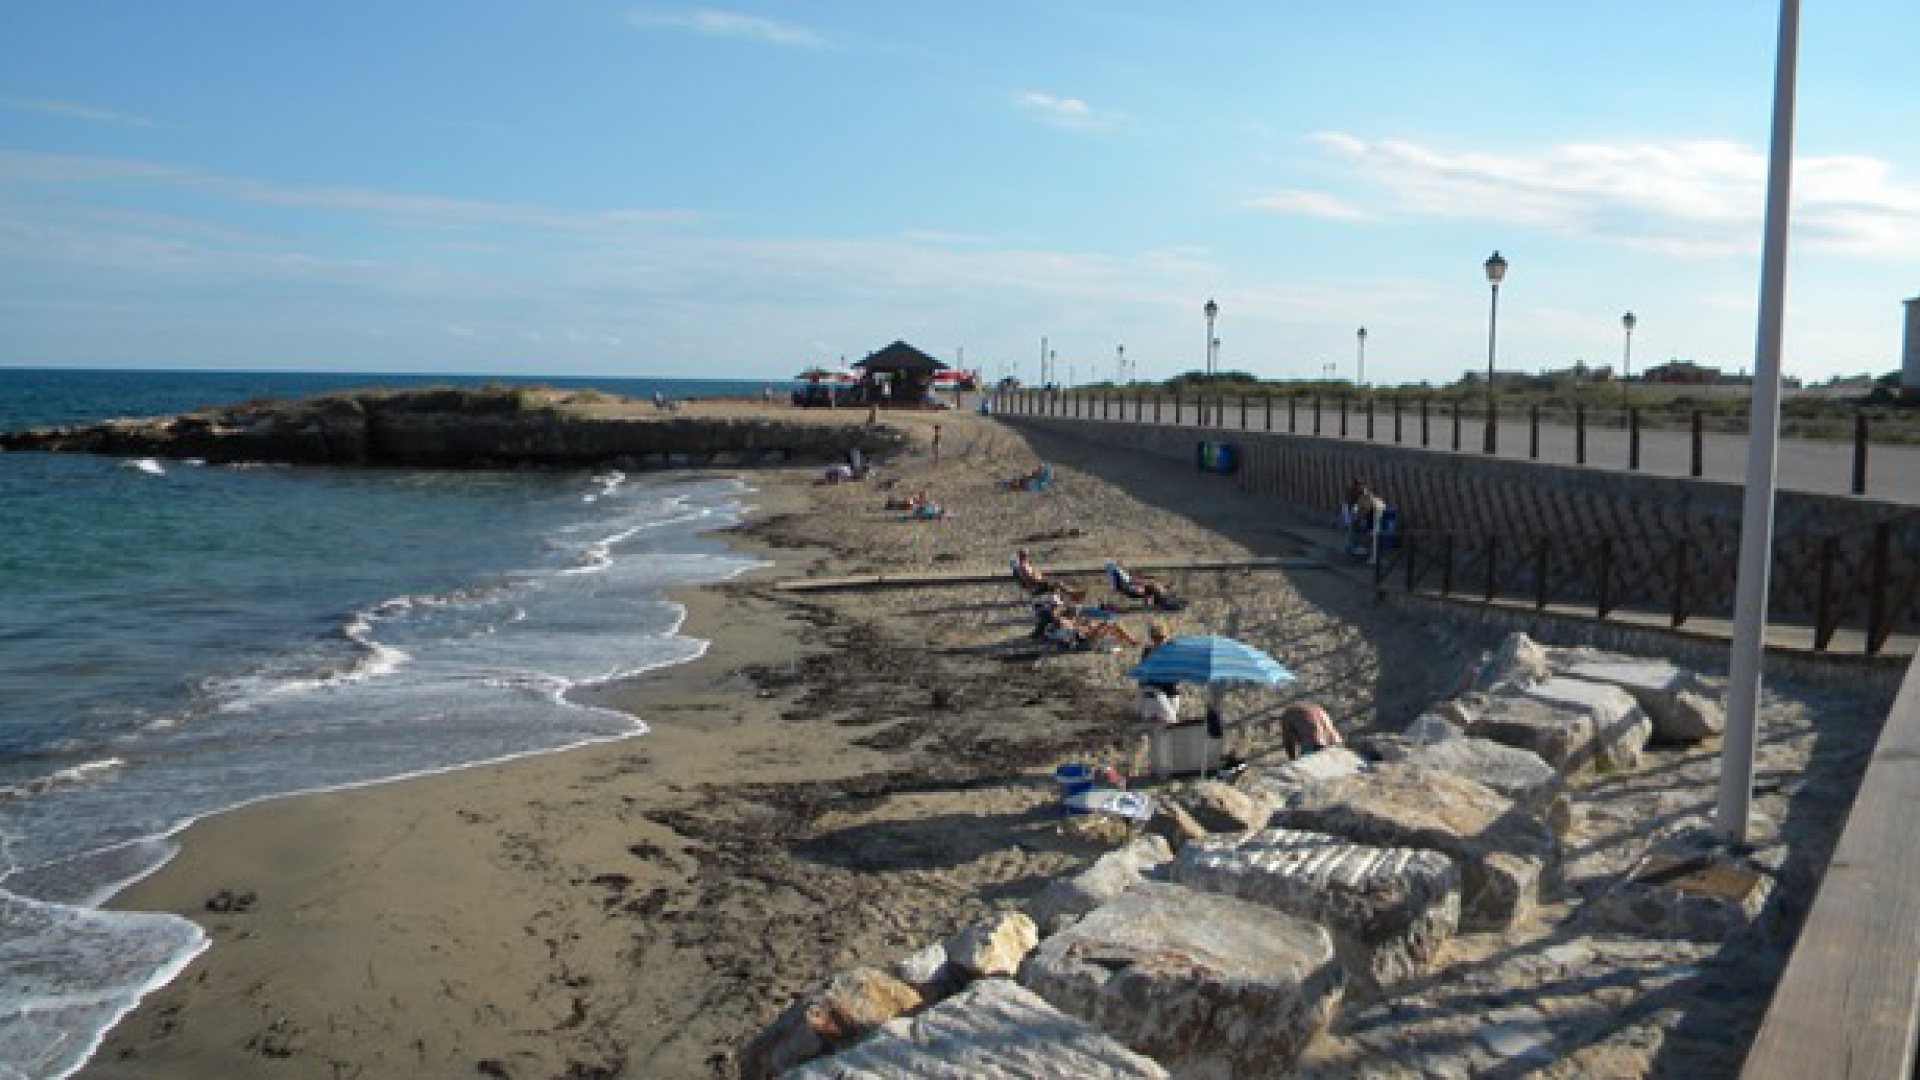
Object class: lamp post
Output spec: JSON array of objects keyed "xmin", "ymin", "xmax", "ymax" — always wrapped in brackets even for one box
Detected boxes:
[
  {"xmin": 1483, "ymin": 251, "xmax": 1508, "ymax": 454},
  {"xmin": 1203, "ymin": 298, "xmax": 1219, "ymax": 377},
  {"xmin": 1117, "ymin": 344, "xmax": 1126, "ymax": 384},
  {"xmin": 1050, "ymin": 350, "xmax": 1057, "ymax": 388},
  {"xmin": 1356, "ymin": 327, "xmax": 1368, "ymax": 387},
  {"xmin": 1621, "ymin": 311, "xmax": 1637, "ymax": 404}
]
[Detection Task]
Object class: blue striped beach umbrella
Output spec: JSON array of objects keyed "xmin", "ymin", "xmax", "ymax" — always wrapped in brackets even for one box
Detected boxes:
[{"xmin": 1127, "ymin": 634, "xmax": 1295, "ymax": 688}]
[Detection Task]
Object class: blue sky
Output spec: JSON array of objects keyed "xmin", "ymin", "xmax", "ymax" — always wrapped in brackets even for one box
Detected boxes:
[{"xmin": 2, "ymin": 2, "xmax": 1915, "ymax": 385}]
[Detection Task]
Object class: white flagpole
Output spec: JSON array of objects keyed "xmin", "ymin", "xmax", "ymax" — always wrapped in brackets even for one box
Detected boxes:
[{"xmin": 1719, "ymin": 0, "xmax": 1800, "ymax": 845}]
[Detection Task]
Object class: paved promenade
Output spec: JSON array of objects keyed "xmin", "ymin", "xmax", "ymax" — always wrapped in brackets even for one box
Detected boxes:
[{"xmin": 994, "ymin": 396, "xmax": 1920, "ymax": 505}]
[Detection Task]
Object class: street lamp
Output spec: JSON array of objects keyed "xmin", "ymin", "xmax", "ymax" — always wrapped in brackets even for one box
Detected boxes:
[
  {"xmin": 1117, "ymin": 344, "xmax": 1126, "ymax": 384},
  {"xmin": 1620, "ymin": 311, "xmax": 1637, "ymax": 403},
  {"xmin": 1483, "ymin": 251, "xmax": 1508, "ymax": 454},
  {"xmin": 1203, "ymin": 298, "xmax": 1219, "ymax": 377},
  {"xmin": 1356, "ymin": 327, "xmax": 1368, "ymax": 387}
]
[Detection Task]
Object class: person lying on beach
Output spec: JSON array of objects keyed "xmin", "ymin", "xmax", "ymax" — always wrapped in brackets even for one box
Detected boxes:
[
  {"xmin": 909, "ymin": 500, "xmax": 947, "ymax": 520},
  {"xmin": 1012, "ymin": 549, "xmax": 1087, "ymax": 601},
  {"xmin": 885, "ymin": 489, "xmax": 929, "ymax": 511},
  {"xmin": 1001, "ymin": 463, "xmax": 1053, "ymax": 491},
  {"xmin": 1280, "ymin": 702, "xmax": 1344, "ymax": 760},
  {"xmin": 1042, "ymin": 610, "xmax": 1137, "ymax": 651},
  {"xmin": 1105, "ymin": 558, "xmax": 1181, "ymax": 609}
]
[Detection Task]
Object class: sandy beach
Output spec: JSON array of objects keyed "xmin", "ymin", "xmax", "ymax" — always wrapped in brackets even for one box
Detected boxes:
[
  {"xmin": 82, "ymin": 406, "xmax": 1892, "ymax": 1079},
  {"xmin": 82, "ymin": 407, "xmax": 1485, "ymax": 1078}
]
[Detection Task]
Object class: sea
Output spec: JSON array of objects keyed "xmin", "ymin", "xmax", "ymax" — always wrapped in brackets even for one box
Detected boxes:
[{"xmin": 0, "ymin": 368, "xmax": 787, "ymax": 1079}]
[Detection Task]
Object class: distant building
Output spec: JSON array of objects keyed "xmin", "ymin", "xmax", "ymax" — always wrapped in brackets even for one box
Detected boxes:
[{"xmin": 1904, "ymin": 296, "xmax": 1920, "ymax": 391}]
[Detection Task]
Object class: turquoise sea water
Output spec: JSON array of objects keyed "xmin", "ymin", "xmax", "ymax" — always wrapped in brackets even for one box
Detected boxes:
[{"xmin": 0, "ymin": 369, "xmax": 772, "ymax": 1078}]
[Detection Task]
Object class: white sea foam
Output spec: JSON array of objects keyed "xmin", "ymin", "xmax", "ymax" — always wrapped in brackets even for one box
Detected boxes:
[
  {"xmin": 0, "ymin": 468, "xmax": 762, "ymax": 1077},
  {"xmin": 0, "ymin": 760, "xmax": 126, "ymax": 804},
  {"xmin": 122, "ymin": 459, "xmax": 163, "ymax": 476}
]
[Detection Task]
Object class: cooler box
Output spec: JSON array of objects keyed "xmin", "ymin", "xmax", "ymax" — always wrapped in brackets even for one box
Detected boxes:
[{"xmin": 1149, "ymin": 721, "xmax": 1220, "ymax": 777}]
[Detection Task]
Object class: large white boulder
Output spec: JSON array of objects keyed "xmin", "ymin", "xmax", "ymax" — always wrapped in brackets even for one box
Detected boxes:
[
  {"xmin": 787, "ymin": 978, "xmax": 1170, "ymax": 1079},
  {"xmin": 1561, "ymin": 658, "xmax": 1725, "ymax": 742},
  {"xmin": 1373, "ymin": 736, "xmax": 1570, "ymax": 836},
  {"xmin": 1171, "ymin": 828, "xmax": 1459, "ymax": 990},
  {"xmin": 947, "ymin": 912, "xmax": 1040, "ymax": 980},
  {"xmin": 1521, "ymin": 677, "xmax": 1654, "ymax": 772},
  {"xmin": 1277, "ymin": 765, "xmax": 1557, "ymax": 931},
  {"xmin": 1234, "ymin": 747, "xmax": 1367, "ymax": 807},
  {"xmin": 1020, "ymin": 882, "xmax": 1344, "ymax": 1078}
]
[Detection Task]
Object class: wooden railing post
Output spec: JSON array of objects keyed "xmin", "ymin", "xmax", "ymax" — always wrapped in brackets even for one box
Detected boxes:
[
  {"xmin": 1630, "ymin": 407, "xmax": 1642, "ymax": 470},
  {"xmin": 1671, "ymin": 538, "xmax": 1690, "ymax": 627},
  {"xmin": 1240, "ymin": 396, "xmax": 1249, "ymax": 431},
  {"xmin": 1535, "ymin": 537, "xmax": 1552, "ymax": 610},
  {"xmin": 1815, "ymin": 536, "xmax": 1840, "ymax": 652},
  {"xmin": 1853, "ymin": 412, "xmax": 1869, "ymax": 496},
  {"xmin": 1288, "ymin": 393, "xmax": 1297, "ymax": 433},
  {"xmin": 1529, "ymin": 404, "xmax": 1540, "ymax": 460},
  {"xmin": 1340, "ymin": 397, "xmax": 1349, "ymax": 439},
  {"xmin": 1265, "ymin": 395, "xmax": 1273, "ymax": 431},
  {"xmin": 1170, "ymin": 391, "xmax": 1180, "ymax": 426},
  {"xmin": 1597, "ymin": 538, "xmax": 1614, "ymax": 617},
  {"xmin": 1366, "ymin": 398, "xmax": 1376, "ymax": 441},
  {"xmin": 1576, "ymin": 405, "xmax": 1587, "ymax": 465},
  {"xmin": 1393, "ymin": 398, "xmax": 1403, "ymax": 443},
  {"xmin": 1421, "ymin": 397, "xmax": 1431, "ymax": 447},
  {"xmin": 1314, "ymin": 395, "xmax": 1323, "ymax": 436},
  {"xmin": 1691, "ymin": 410, "xmax": 1704, "ymax": 477},
  {"xmin": 1452, "ymin": 402, "xmax": 1462, "ymax": 451},
  {"xmin": 1867, "ymin": 523, "xmax": 1892, "ymax": 654}
]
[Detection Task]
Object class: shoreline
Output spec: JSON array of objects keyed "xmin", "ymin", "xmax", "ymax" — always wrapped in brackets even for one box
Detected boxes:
[{"xmin": 80, "ymin": 408, "xmax": 1610, "ymax": 1078}]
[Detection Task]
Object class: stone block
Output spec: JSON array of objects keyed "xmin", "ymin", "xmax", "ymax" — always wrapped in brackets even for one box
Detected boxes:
[
  {"xmin": 1143, "ymin": 799, "xmax": 1207, "ymax": 852},
  {"xmin": 1277, "ymin": 765, "xmax": 1556, "ymax": 931},
  {"xmin": 1522, "ymin": 677, "xmax": 1653, "ymax": 772},
  {"xmin": 1460, "ymin": 691, "xmax": 1591, "ymax": 774},
  {"xmin": 1234, "ymin": 747, "xmax": 1367, "ymax": 807},
  {"xmin": 1025, "ymin": 836, "xmax": 1173, "ymax": 936},
  {"xmin": 1585, "ymin": 826, "xmax": 1777, "ymax": 942},
  {"xmin": 1020, "ymin": 882, "xmax": 1343, "ymax": 1078},
  {"xmin": 1372, "ymin": 736, "xmax": 1570, "ymax": 836},
  {"xmin": 1465, "ymin": 632, "xmax": 1553, "ymax": 693},
  {"xmin": 1171, "ymin": 828, "xmax": 1460, "ymax": 990},
  {"xmin": 946, "ymin": 912, "xmax": 1040, "ymax": 980},
  {"xmin": 787, "ymin": 978, "xmax": 1170, "ymax": 1079},
  {"xmin": 1164, "ymin": 780, "xmax": 1273, "ymax": 834},
  {"xmin": 891, "ymin": 942, "xmax": 955, "ymax": 1001},
  {"xmin": 739, "ymin": 966, "xmax": 923, "ymax": 1079},
  {"xmin": 1561, "ymin": 659, "xmax": 1725, "ymax": 742}
]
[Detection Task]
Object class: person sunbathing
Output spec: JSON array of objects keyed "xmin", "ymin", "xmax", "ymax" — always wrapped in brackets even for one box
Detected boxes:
[
  {"xmin": 1012, "ymin": 549, "xmax": 1087, "ymax": 601},
  {"xmin": 1042, "ymin": 610, "xmax": 1137, "ymax": 651},
  {"xmin": 885, "ymin": 489, "xmax": 929, "ymax": 511},
  {"xmin": 909, "ymin": 499, "xmax": 947, "ymax": 520},
  {"xmin": 1105, "ymin": 558, "xmax": 1180, "ymax": 609}
]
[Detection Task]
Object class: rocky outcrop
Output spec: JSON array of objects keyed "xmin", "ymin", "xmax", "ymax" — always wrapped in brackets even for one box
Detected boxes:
[
  {"xmin": 1235, "ymin": 747, "xmax": 1367, "ymax": 807},
  {"xmin": 1171, "ymin": 828, "xmax": 1460, "ymax": 991},
  {"xmin": 0, "ymin": 388, "xmax": 908, "ymax": 468},
  {"xmin": 1372, "ymin": 736, "xmax": 1571, "ymax": 836},
  {"xmin": 787, "ymin": 979, "xmax": 1171, "ymax": 1079},
  {"xmin": 1020, "ymin": 882, "xmax": 1344, "ymax": 1078}
]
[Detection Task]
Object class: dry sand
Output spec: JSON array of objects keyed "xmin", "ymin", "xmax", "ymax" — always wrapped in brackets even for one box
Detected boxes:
[{"xmin": 84, "ymin": 409, "xmax": 1486, "ymax": 1079}]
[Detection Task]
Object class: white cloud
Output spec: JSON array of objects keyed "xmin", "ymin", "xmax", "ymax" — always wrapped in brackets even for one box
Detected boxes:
[
  {"xmin": 0, "ymin": 94, "xmax": 154, "ymax": 128},
  {"xmin": 1242, "ymin": 189, "xmax": 1370, "ymax": 221},
  {"xmin": 1300, "ymin": 132, "xmax": 1920, "ymax": 258},
  {"xmin": 625, "ymin": 9, "xmax": 827, "ymax": 48},
  {"xmin": 1015, "ymin": 91, "xmax": 1114, "ymax": 132}
]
